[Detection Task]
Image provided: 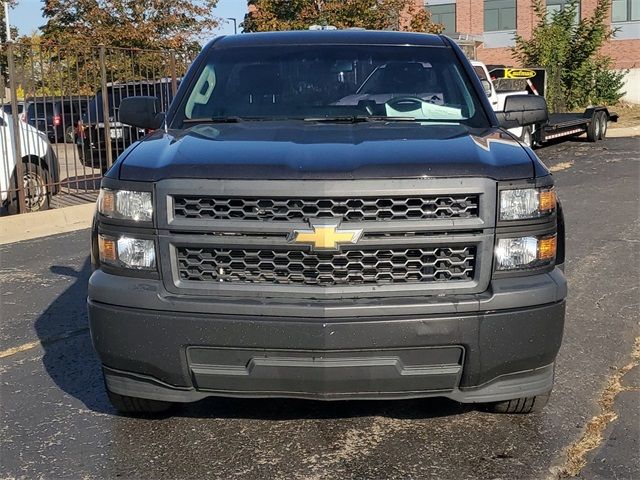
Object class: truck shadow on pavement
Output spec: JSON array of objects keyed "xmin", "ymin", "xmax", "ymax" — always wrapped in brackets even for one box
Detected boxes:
[
  {"xmin": 35, "ymin": 258, "xmax": 475, "ymax": 420},
  {"xmin": 35, "ymin": 258, "xmax": 114, "ymax": 415},
  {"xmin": 178, "ymin": 396, "xmax": 474, "ymax": 421}
]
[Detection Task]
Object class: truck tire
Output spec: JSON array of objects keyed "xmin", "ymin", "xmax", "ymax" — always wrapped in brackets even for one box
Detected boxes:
[
  {"xmin": 586, "ymin": 113, "xmax": 600, "ymax": 142},
  {"xmin": 107, "ymin": 390, "xmax": 174, "ymax": 415},
  {"xmin": 598, "ymin": 112, "xmax": 608, "ymax": 140},
  {"xmin": 487, "ymin": 394, "xmax": 550, "ymax": 414},
  {"xmin": 7, "ymin": 162, "xmax": 51, "ymax": 214}
]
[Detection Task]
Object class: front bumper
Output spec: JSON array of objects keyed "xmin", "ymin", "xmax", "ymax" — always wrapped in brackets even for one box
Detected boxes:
[{"xmin": 88, "ymin": 269, "xmax": 566, "ymax": 403}]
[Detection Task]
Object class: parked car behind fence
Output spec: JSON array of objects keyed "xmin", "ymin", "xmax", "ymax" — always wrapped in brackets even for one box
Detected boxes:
[
  {"xmin": 2, "ymin": 101, "xmax": 26, "ymax": 117},
  {"xmin": 1, "ymin": 41, "xmax": 194, "ymax": 214},
  {"xmin": 78, "ymin": 79, "xmax": 178, "ymax": 172},
  {"xmin": 0, "ymin": 109, "xmax": 60, "ymax": 214},
  {"xmin": 23, "ymin": 97, "xmax": 90, "ymax": 144}
]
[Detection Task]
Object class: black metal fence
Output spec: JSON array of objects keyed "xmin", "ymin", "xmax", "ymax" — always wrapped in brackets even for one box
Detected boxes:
[{"xmin": 1, "ymin": 42, "xmax": 195, "ymax": 215}]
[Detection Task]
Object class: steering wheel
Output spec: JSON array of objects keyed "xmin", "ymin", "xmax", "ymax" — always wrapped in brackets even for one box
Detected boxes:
[{"xmin": 386, "ymin": 96, "xmax": 424, "ymax": 113}]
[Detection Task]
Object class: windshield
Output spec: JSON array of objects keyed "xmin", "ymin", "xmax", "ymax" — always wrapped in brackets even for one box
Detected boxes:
[{"xmin": 174, "ymin": 44, "xmax": 489, "ymax": 127}]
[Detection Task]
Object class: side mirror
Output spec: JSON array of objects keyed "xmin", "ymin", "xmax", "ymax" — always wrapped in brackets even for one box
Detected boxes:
[
  {"xmin": 118, "ymin": 96, "xmax": 164, "ymax": 130},
  {"xmin": 480, "ymin": 79, "xmax": 492, "ymax": 97},
  {"xmin": 497, "ymin": 94, "xmax": 548, "ymax": 129}
]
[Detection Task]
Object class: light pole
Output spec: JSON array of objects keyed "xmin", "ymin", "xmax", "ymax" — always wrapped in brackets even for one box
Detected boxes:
[
  {"xmin": 4, "ymin": 1, "xmax": 11, "ymax": 42},
  {"xmin": 226, "ymin": 17, "xmax": 237, "ymax": 34}
]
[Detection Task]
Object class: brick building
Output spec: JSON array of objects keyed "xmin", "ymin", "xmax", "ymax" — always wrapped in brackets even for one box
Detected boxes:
[
  {"xmin": 245, "ymin": 1, "xmax": 639, "ymax": 102},
  {"xmin": 422, "ymin": 0, "xmax": 640, "ymax": 102}
]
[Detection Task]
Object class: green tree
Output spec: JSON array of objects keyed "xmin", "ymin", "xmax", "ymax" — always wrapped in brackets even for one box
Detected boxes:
[
  {"xmin": 512, "ymin": 0, "xmax": 625, "ymax": 112},
  {"xmin": 1, "ymin": 0, "xmax": 18, "ymax": 86},
  {"xmin": 243, "ymin": 0, "xmax": 444, "ymax": 34},
  {"xmin": 41, "ymin": 0, "xmax": 220, "ymax": 51}
]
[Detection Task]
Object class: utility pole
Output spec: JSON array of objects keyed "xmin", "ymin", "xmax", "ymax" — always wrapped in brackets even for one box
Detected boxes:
[{"xmin": 226, "ymin": 17, "xmax": 237, "ymax": 34}]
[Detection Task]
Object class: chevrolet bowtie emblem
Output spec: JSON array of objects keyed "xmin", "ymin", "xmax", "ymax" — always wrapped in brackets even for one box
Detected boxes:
[{"xmin": 290, "ymin": 223, "xmax": 363, "ymax": 250}]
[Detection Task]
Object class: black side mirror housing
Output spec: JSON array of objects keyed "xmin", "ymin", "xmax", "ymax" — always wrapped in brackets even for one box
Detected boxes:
[
  {"xmin": 118, "ymin": 96, "xmax": 164, "ymax": 130},
  {"xmin": 496, "ymin": 94, "xmax": 548, "ymax": 129}
]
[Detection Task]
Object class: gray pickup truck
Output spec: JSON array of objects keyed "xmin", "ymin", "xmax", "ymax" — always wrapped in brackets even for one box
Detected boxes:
[{"xmin": 89, "ymin": 30, "xmax": 566, "ymax": 415}]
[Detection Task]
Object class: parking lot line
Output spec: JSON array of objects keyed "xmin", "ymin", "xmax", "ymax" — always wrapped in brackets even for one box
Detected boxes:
[{"xmin": 0, "ymin": 327, "xmax": 89, "ymax": 359}]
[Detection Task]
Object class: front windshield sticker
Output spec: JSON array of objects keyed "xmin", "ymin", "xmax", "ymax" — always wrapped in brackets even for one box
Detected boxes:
[{"xmin": 186, "ymin": 64, "xmax": 217, "ymax": 119}]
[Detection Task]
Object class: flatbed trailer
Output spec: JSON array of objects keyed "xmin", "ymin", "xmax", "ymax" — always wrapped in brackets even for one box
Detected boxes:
[
  {"xmin": 537, "ymin": 107, "xmax": 619, "ymax": 144},
  {"xmin": 486, "ymin": 66, "xmax": 618, "ymax": 147}
]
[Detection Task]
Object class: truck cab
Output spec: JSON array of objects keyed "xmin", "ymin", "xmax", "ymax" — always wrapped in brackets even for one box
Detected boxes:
[
  {"xmin": 471, "ymin": 60, "xmax": 530, "ymax": 143},
  {"xmin": 88, "ymin": 31, "xmax": 566, "ymax": 415}
]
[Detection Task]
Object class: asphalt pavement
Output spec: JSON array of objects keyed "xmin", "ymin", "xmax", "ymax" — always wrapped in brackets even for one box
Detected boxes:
[{"xmin": 1, "ymin": 137, "xmax": 639, "ymax": 479}]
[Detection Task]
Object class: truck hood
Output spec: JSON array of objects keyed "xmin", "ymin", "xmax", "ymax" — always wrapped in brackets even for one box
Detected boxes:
[{"xmin": 116, "ymin": 122, "xmax": 534, "ymax": 181}]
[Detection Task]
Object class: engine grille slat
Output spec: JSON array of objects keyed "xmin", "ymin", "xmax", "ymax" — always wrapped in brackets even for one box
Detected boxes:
[
  {"xmin": 173, "ymin": 195, "xmax": 480, "ymax": 222},
  {"xmin": 176, "ymin": 246, "xmax": 476, "ymax": 286}
]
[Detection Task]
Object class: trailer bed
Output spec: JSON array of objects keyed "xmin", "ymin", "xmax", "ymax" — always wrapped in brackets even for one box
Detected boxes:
[
  {"xmin": 548, "ymin": 113, "xmax": 590, "ymax": 127},
  {"xmin": 538, "ymin": 108, "xmax": 617, "ymax": 144}
]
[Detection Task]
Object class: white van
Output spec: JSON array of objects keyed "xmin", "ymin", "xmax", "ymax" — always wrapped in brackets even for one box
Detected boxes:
[{"xmin": 0, "ymin": 110, "xmax": 59, "ymax": 214}]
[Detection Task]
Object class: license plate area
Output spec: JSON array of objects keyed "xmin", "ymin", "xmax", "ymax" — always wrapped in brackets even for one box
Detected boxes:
[{"xmin": 187, "ymin": 346, "xmax": 464, "ymax": 395}]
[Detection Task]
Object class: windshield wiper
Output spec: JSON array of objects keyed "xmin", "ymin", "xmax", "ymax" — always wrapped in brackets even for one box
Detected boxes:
[
  {"xmin": 304, "ymin": 115, "xmax": 416, "ymax": 123},
  {"xmin": 183, "ymin": 116, "xmax": 245, "ymax": 124}
]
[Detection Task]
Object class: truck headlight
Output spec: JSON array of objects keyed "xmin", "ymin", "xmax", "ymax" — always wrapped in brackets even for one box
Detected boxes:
[
  {"xmin": 98, "ymin": 188, "xmax": 152, "ymax": 222},
  {"xmin": 98, "ymin": 234, "xmax": 156, "ymax": 269},
  {"xmin": 499, "ymin": 188, "xmax": 556, "ymax": 221},
  {"xmin": 495, "ymin": 235, "xmax": 557, "ymax": 270}
]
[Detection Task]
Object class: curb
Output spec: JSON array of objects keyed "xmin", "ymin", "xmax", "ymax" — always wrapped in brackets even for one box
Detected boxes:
[{"xmin": 0, "ymin": 203, "xmax": 95, "ymax": 245}]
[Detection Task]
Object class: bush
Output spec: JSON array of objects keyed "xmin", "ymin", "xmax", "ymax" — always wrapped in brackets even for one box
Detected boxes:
[{"xmin": 512, "ymin": 0, "xmax": 626, "ymax": 112}]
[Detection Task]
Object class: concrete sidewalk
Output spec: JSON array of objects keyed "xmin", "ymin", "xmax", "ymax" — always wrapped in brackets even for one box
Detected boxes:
[{"xmin": 0, "ymin": 203, "xmax": 95, "ymax": 245}]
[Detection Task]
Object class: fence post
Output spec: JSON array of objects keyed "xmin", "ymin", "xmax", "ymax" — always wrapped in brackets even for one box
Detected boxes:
[
  {"xmin": 99, "ymin": 44, "xmax": 113, "ymax": 169},
  {"xmin": 170, "ymin": 51, "xmax": 178, "ymax": 97},
  {"xmin": 7, "ymin": 42, "xmax": 26, "ymax": 213}
]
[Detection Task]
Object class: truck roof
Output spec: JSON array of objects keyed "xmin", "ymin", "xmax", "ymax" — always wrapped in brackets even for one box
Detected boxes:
[{"xmin": 210, "ymin": 30, "xmax": 447, "ymax": 49}]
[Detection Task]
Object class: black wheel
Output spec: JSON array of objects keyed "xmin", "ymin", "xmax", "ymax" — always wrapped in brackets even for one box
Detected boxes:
[
  {"xmin": 107, "ymin": 390, "xmax": 174, "ymax": 415},
  {"xmin": 486, "ymin": 394, "xmax": 550, "ymax": 414},
  {"xmin": 7, "ymin": 162, "xmax": 50, "ymax": 214},
  {"xmin": 586, "ymin": 113, "xmax": 601, "ymax": 142},
  {"xmin": 520, "ymin": 126, "xmax": 533, "ymax": 148},
  {"xmin": 598, "ymin": 112, "xmax": 608, "ymax": 140}
]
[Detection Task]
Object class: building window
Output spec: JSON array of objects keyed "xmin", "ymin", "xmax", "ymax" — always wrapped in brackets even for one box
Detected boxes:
[
  {"xmin": 612, "ymin": 0, "xmax": 640, "ymax": 22},
  {"xmin": 425, "ymin": 2, "xmax": 456, "ymax": 34},
  {"xmin": 546, "ymin": 0, "xmax": 581, "ymax": 22},
  {"xmin": 484, "ymin": 0, "xmax": 517, "ymax": 32}
]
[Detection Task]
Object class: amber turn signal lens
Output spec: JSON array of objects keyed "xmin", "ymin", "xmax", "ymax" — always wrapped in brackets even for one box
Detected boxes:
[
  {"xmin": 539, "ymin": 190, "xmax": 556, "ymax": 213},
  {"xmin": 98, "ymin": 189, "xmax": 115, "ymax": 214},
  {"xmin": 538, "ymin": 235, "xmax": 557, "ymax": 261},
  {"xmin": 98, "ymin": 235, "xmax": 117, "ymax": 263}
]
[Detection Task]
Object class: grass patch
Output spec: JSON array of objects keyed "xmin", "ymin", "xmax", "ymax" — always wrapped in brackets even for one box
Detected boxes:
[{"xmin": 556, "ymin": 336, "xmax": 640, "ymax": 477}]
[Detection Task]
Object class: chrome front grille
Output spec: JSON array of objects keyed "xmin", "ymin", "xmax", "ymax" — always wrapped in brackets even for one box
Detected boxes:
[
  {"xmin": 176, "ymin": 246, "xmax": 476, "ymax": 286},
  {"xmin": 173, "ymin": 195, "xmax": 480, "ymax": 222}
]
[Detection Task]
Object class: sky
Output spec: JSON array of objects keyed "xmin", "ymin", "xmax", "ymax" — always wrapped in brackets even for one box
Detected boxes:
[{"xmin": 7, "ymin": 0, "xmax": 249, "ymax": 38}]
